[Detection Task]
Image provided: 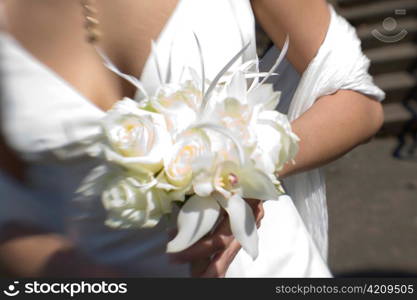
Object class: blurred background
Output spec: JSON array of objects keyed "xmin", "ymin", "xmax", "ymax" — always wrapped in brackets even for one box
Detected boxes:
[{"xmin": 257, "ymin": 0, "xmax": 417, "ymax": 277}]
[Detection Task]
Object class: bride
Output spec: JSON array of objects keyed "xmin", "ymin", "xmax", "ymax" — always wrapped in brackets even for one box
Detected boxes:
[{"xmin": 0, "ymin": 0, "xmax": 384, "ymax": 277}]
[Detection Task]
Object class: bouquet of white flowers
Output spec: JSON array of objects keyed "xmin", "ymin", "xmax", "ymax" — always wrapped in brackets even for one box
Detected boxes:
[{"xmin": 77, "ymin": 38, "xmax": 299, "ymax": 259}]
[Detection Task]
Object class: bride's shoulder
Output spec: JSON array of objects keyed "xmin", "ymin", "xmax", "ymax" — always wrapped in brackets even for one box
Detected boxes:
[{"xmin": 250, "ymin": 0, "xmax": 331, "ymax": 73}]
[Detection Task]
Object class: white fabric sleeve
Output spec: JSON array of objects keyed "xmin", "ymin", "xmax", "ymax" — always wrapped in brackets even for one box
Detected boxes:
[{"xmin": 288, "ymin": 5, "xmax": 385, "ymax": 120}]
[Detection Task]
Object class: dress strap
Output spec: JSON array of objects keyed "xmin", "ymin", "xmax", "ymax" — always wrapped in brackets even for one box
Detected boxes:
[{"xmin": 227, "ymin": 0, "xmax": 258, "ymax": 72}]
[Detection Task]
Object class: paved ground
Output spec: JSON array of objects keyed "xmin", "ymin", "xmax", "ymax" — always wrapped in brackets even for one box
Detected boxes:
[{"xmin": 326, "ymin": 136, "xmax": 417, "ymax": 276}]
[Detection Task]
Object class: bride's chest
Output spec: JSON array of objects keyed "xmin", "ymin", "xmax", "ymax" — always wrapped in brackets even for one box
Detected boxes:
[{"xmin": 0, "ymin": 0, "xmax": 256, "ymax": 161}]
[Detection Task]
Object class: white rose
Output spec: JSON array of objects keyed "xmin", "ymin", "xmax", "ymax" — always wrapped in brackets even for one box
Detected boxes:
[
  {"xmin": 101, "ymin": 98, "xmax": 171, "ymax": 174},
  {"xmin": 251, "ymin": 110, "xmax": 299, "ymax": 174},
  {"xmin": 164, "ymin": 130, "xmax": 211, "ymax": 189},
  {"xmin": 216, "ymin": 97, "xmax": 256, "ymax": 147},
  {"xmin": 102, "ymin": 176, "xmax": 171, "ymax": 229},
  {"xmin": 151, "ymin": 81, "xmax": 203, "ymax": 136}
]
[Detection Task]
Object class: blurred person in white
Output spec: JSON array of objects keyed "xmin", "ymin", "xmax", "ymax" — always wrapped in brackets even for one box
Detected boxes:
[{"xmin": 0, "ymin": 0, "xmax": 384, "ymax": 277}]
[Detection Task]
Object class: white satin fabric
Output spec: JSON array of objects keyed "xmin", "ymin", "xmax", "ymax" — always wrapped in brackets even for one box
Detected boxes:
[{"xmin": 0, "ymin": 1, "xmax": 382, "ymax": 277}]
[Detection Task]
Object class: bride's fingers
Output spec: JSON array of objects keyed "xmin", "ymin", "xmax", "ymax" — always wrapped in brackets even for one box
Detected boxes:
[
  {"xmin": 168, "ymin": 234, "xmax": 230, "ymax": 264},
  {"xmin": 198, "ymin": 200, "xmax": 263, "ymax": 277},
  {"xmin": 200, "ymin": 239, "xmax": 242, "ymax": 278},
  {"xmin": 256, "ymin": 203, "xmax": 264, "ymax": 226},
  {"xmin": 246, "ymin": 198, "xmax": 265, "ymax": 223},
  {"xmin": 168, "ymin": 217, "xmax": 234, "ymax": 264}
]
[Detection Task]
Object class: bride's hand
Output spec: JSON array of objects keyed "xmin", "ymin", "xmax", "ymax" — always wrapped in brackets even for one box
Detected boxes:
[{"xmin": 168, "ymin": 199, "xmax": 264, "ymax": 278}]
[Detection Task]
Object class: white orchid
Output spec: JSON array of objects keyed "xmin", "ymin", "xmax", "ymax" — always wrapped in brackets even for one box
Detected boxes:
[{"xmin": 167, "ymin": 155, "xmax": 281, "ymax": 259}]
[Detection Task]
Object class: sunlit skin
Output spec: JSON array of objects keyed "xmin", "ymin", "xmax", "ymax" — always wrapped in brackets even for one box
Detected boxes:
[{"xmin": 0, "ymin": 0, "xmax": 383, "ymax": 277}]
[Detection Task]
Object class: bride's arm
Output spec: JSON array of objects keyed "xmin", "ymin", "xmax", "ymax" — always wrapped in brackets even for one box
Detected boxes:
[
  {"xmin": 251, "ymin": 0, "xmax": 384, "ymax": 178},
  {"xmin": 0, "ymin": 223, "xmax": 121, "ymax": 277}
]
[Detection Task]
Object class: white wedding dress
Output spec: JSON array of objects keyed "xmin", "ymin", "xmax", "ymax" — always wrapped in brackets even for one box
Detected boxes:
[{"xmin": 0, "ymin": 0, "xmax": 383, "ymax": 277}]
